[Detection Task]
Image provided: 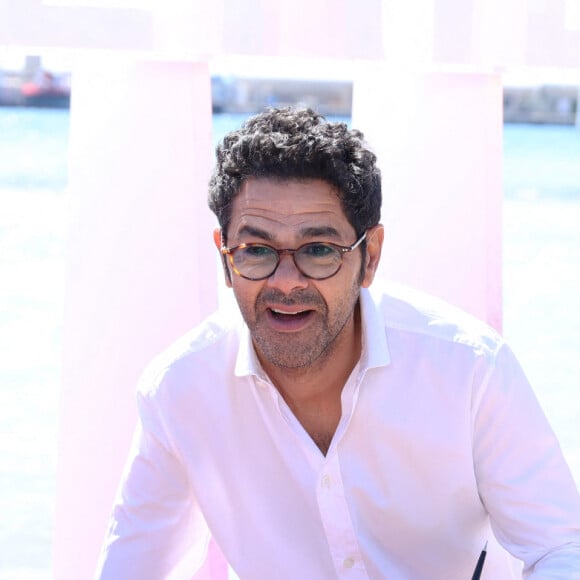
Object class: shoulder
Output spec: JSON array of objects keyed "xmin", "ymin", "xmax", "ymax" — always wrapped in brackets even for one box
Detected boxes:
[
  {"xmin": 367, "ymin": 283, "xmax": 504, "ymax": 358},
  {"xmin": 137, "ymin": 307, "xmax": 243, "ymax": 399}
]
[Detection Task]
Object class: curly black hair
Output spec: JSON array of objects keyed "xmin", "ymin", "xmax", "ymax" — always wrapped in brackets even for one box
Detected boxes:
[{"xmin": 208, "ymin": 107, "xmax": 382, "ymax": 241}]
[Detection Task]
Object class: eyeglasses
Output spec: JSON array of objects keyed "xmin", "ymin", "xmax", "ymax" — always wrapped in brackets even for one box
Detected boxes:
[{"xmin": 221, "ymin": 232, "xmax": 367, "ymax": 281}]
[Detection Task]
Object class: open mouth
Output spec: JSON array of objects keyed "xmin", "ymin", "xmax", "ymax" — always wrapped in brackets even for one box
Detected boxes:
[{"xmin": 267, "ymin": 307, "xmax": 314, "ymax": 330}]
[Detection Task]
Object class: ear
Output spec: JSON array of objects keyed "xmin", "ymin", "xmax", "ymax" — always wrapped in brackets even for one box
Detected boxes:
[
  {"xmin": 361, "ymin": 225, "xmax": 384, "ymax": 288},
  {"xmin": 213, "ymin": 228, "xmax": 233, "ymax": 288}
]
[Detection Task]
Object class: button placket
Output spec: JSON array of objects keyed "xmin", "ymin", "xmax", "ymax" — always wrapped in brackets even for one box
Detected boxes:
[{"xmin": 316, "ymin": 452, "xmax": 368, "ymax": 578}]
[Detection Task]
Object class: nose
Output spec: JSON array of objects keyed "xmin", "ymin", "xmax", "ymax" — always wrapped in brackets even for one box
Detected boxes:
[{"xmin": 265, "ymin": 253, "xmax": 309, "ymax": 294}]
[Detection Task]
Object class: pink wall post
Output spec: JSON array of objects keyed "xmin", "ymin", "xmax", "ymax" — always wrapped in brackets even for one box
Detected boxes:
[
  {"xmin": 353, "ymin": 68, "xmax": 503, "ymax": 331},
  {"xmin": 351, "ymin": 0, "xmax": 505, "ymax": 331},
  {"xmin": 53, "ymin": 55, "xmax": 219, "ymax": 578}
]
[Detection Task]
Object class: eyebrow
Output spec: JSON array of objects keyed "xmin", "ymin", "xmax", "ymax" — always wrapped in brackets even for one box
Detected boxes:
[
  {"xmin": 300, "ymin": 226, "xmax": 342, "ymax": 239},
  {"xmin": 237, "ymin": 225, "xmax": 275, "ymax": 241},
  {"xmin": 237, "ymin": 224, "xmax": 343, "ymax": 243}
]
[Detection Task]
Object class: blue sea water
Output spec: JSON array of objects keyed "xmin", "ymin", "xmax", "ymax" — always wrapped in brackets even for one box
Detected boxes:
[
  {"xmin": 0, "ymin": 108, "xmax": 579, "ymax": 578},
  {"xmin": 503, "ymin": 123, "xmax": 580, "ymax": 200}
]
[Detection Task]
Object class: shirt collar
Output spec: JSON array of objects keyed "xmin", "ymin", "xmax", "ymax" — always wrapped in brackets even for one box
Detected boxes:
[
  {"xmin": 359, "ymin": 286, "xmax": 391, "ymax": 371},
  {"xmin": 234, "ymin": 286, "xmax": 391, "ymax": 379},
  {"xmin": 234, "ymin": 318, "xmax": 263, "ymax": 378}
]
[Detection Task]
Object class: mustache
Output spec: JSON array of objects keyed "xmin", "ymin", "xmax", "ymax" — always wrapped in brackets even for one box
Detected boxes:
[{"xmin": 257, "ymin": 289, "xmax": 325, "ymax": 308}]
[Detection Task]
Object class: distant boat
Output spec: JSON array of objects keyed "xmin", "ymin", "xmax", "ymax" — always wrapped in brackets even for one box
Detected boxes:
[{"xmin": 20, "ymin": 71, "xmax": 70, "ymax": 109}]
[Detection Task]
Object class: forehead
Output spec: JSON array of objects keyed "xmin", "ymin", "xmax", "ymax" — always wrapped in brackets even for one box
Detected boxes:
[{"xmin": 228, "ymin": 178, "xmax": 353, "ymax": 240}]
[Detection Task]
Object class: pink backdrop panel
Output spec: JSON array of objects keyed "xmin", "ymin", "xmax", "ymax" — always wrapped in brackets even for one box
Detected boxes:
[
  {"xmin": 0, "ymin": 0, "xmax": 384, "ymax": 59},
  {"xmin": 0, "ymin": 0, "xmax": 153, "ymax": 49},
  {"xmin": 353, "ymin": 69, "xmax": 503, "ymax": 331},
  {"xmin": 53, "ymin": 56, "xmax": 221, "ymax": 578},
  {"xmin": 3, "ymin": 1, "xmax": 580, "ymax": 68},
  {"xmin": 526, "ymin": 0, "xmax": 580, "ymax": 66},
  {"xmin": 221, "ymin": 0, "xmax": 384, "ymax": 59}
]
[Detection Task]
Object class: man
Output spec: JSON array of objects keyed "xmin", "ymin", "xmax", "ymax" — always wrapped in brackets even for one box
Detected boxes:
[{"xmin": 96, "ymin": 108, "xmax": 580, "ymax": 578}]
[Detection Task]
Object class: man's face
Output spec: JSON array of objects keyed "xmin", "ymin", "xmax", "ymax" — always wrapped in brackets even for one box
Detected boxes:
[{"xmin": 213, "ymin": 177, "xmax": 383, "ymax": 371}]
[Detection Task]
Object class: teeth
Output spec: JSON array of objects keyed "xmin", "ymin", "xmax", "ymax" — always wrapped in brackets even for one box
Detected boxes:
[{"xmin": 271, "ymin": 309, "xmax": 305, "ymax": 315}]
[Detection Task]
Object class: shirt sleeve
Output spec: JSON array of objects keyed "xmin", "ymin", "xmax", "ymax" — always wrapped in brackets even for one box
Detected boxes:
[
  {"xmin": 472, "ymin": 342, "xmax": 580, "ymax": 577},
  {"xmin": 95, "ymin": 380, "xmax": 210, "ymax": 580}
]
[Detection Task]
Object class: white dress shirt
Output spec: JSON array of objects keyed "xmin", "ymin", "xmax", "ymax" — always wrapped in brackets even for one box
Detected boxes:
[{"xmin": 96, "ymin": 284, "xmax": 580, "ymax": 579}]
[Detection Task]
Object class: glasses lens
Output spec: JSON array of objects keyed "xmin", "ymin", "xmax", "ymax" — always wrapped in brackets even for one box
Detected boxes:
[
  {"xmin": 295, "ymin": 243, "xmax": 342, "ymax": 279},
  {"xmin": 232, "ymin": 245, "xmax": 278, "ymax": 279}
]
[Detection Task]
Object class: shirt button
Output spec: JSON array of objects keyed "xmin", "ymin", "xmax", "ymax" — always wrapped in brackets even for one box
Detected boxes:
[
  {"xmin": 343, "ymin": 557, "xmax": 355, "ymax": 569},
  {"xmin": 321, "ymin": 475, "xmax": 332, "ymax": 488}
]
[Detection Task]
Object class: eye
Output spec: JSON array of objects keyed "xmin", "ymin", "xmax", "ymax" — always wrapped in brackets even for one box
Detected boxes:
[
  {"xmin": 301, "ymin": 243, "xmax": 336, "ymax": 258},
  {"xmin": 243, "ymin": 244, "xmax": 274, "ymax": 257}
]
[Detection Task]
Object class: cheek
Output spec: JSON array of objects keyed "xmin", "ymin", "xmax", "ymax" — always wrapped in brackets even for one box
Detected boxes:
[
  {"xmin": 316, "ymin": 279, "xmax": 354, "ymax": 312},
  {"xmin": 231, "ymin": 280, "xmax": 261, "ymax": 311}
]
